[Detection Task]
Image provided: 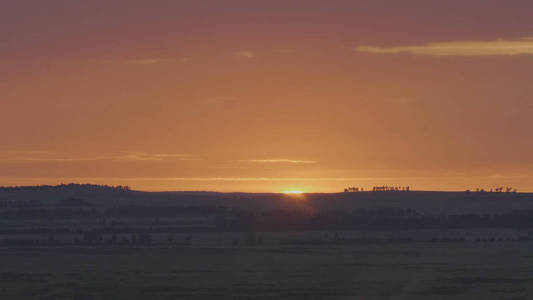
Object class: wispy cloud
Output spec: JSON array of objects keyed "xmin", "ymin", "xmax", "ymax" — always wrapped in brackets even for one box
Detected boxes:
[
  {"xmin": 235, "ymin": 50, "xmax": 255, "ymax": 59},
  {"xmin": 0, "ymin": 150, "xmax": 97, "ymax": 162},
  {"xmin": 116, "ymin": 152, "xmax": 195, "ymax": 161},
  {"xmin": 125, "ymin": 58, "xmax": 182, "ymax": 65},
  {"xmin": 115, "ymin": 176, "xmax": 411, "ymax": 182},
  {"xmin": 0, "ymin": 151, "xmax": 196, "ymax": 163},
  {"xmin": 0, "ymin": 157, "xmax": 102, "ymax": 162},
  {"xmin": 355, "ymin": 37, "xmax": 533, "ymax": 56},
  {"xmin": 0, "ymin": 176, "xmax": 422, "ymax": 182},
  {"xmin": 237, "ymin": 159, "xmax": 317, "ymax": 164}
]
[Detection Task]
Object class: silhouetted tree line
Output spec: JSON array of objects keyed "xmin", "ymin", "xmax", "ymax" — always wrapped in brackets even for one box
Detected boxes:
[
  {"xmin": 280, "ymin": 235, "xmax": 533, "ymax": 246},
  {"xmin": 217, "ymin": 208, "xmax": 533, "ymax": 231},
  {"xmin": 6, "ymin": 230, "xmax": 533, "ymax": 247},
  {"xmin": 0, "ymin": 230, "xmax": 196, "ymax": 247},
  {"xmin": 281, "ymin": 237, "xmax": 418, "ymax": 246},
  {"xmin": 0, "ymin": 183, "xmax": 131, "ymax": 191},
  {"xmin": 8, "ymin": 205, "xmax": 533, "ymax": 231},
  {"xmin": 372, "ymin": 186, "xmax": 410, "ymax": 192},
  {"xmin": 466, "ymin": 187, "xmax": 517, "ymax": 193},
  {"xmin": 344, "ymin": 186, "xmax": 411, "ymax": 192},
  {"xmin": 0, "ymin": 225, "xmax": 208, "ymax": 235},
  {"xmin": 0, "ymin": 208, "xmax": 100, "ymax": 219},
  {"xmin": 9, "ymin": 205, "xmax": 533, "ymax": 235},
  {"xmin": 8, "ymin": 208, "xmax": 533, "ymax": 247},
  {"xmin": 344, "ymin": 187, "xmax": 364, "ymax": 192},
  {"xmin": 104, "ymin": 205, "xmax": 228, "ymax": 218},
  {"xmin": 0, "ymin": 205, "xmax": 232, "ymax": 219}
]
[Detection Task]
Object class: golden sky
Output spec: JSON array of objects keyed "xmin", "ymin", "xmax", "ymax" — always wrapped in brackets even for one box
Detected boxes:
[{"xmin": 2, "ymin": 1, "xmax": 533, "ymax": 192}]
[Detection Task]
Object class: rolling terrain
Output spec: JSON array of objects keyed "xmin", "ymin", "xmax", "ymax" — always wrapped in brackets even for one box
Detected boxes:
[{"xmin": 2, "ymin": 184, "xmax": 533, "ymax": 299}]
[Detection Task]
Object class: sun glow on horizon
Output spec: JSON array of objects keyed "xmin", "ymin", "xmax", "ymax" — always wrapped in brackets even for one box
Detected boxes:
[{"xmin": 282, "ymin": 190, "xmax": 305, "ymax": 194}]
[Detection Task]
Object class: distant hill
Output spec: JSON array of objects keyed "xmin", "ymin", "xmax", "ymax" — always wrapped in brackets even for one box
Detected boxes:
[
  {"xmin": 1, "ymin": 184, "xmax": 533, "ymax": 214},
  {"xmin": 0, "ymin": 183, "xmax": 131, "ymax": 192}
]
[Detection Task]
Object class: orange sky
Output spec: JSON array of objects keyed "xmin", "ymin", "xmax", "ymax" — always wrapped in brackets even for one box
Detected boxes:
[{"xmin": 2, "ymin": 1, "xmax": 533, "ymax": 192}]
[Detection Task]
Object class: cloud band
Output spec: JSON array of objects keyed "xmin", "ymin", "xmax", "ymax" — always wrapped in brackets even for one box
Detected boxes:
[{"xmin": 355, "ymin": 37, "xmax": 533, "ymax": 56}]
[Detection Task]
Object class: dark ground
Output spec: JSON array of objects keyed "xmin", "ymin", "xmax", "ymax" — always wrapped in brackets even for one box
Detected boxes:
[
  {"xmin": 2, "ymin": 185, "xmax": 533, "ymax": 299},
  {"xmin": 2, "ymin": 240, "xmax": 533, "ymax": 299}
]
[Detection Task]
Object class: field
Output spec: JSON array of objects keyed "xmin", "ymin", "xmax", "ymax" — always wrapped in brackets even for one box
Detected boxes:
[
  {"xmin": 2, "ymin": 185, "xmax": 533, "ymax": 299},
  {"xmin": 1, "ymin": 237, "xmax": 533, "ymax": 300}
]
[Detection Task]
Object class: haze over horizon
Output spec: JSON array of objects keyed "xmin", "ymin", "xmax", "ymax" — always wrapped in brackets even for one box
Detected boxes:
[{"xmin": 2, "ymin": 0, "xmax": 533, "ymax": 193}]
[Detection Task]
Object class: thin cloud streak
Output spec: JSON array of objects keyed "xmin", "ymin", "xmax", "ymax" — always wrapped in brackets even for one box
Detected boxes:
[
  {"xmin": 234, "ymin": 50, "xmax": 255, "ymax": 58},
  {"xmin": 0, "ymin": 151, "xmax": 196, "ymax": 163},
  {"xmin": 116, "ymin": 152, "xmax": 195, "ymax": 161},
  {"xmin": 237, "ymin": 159, "xmax": 317, "ymax": 164},
  {"xmin": 124, "ymin": 58, "xmax": 180, "ymax": 65},
  {"xmin": 0, "ymin": 158, "xmax": 104, "ymax": 162},
  {"xmin": 355, "ymin": 37, "xmax": 533, "ymax": 56},
  {"xmin": 0, "ymin": 176, "xmax": 429, "ymax": 182}
]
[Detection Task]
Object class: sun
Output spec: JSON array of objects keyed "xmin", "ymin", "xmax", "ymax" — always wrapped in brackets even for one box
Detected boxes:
[{"xmin": 282, "ymin": 190, "xmax": 305, "ymax": 194}]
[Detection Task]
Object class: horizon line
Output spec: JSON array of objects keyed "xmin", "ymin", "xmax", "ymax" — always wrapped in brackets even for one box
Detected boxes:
[{"xmin": 0, "ymin": 183, "xmax": 529, "ymax": 194}]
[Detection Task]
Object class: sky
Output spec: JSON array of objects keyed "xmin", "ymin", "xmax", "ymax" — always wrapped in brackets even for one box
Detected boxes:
[{"xmin": 2, "ymin": 0, "xmax": 533, "ymax": 192}]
